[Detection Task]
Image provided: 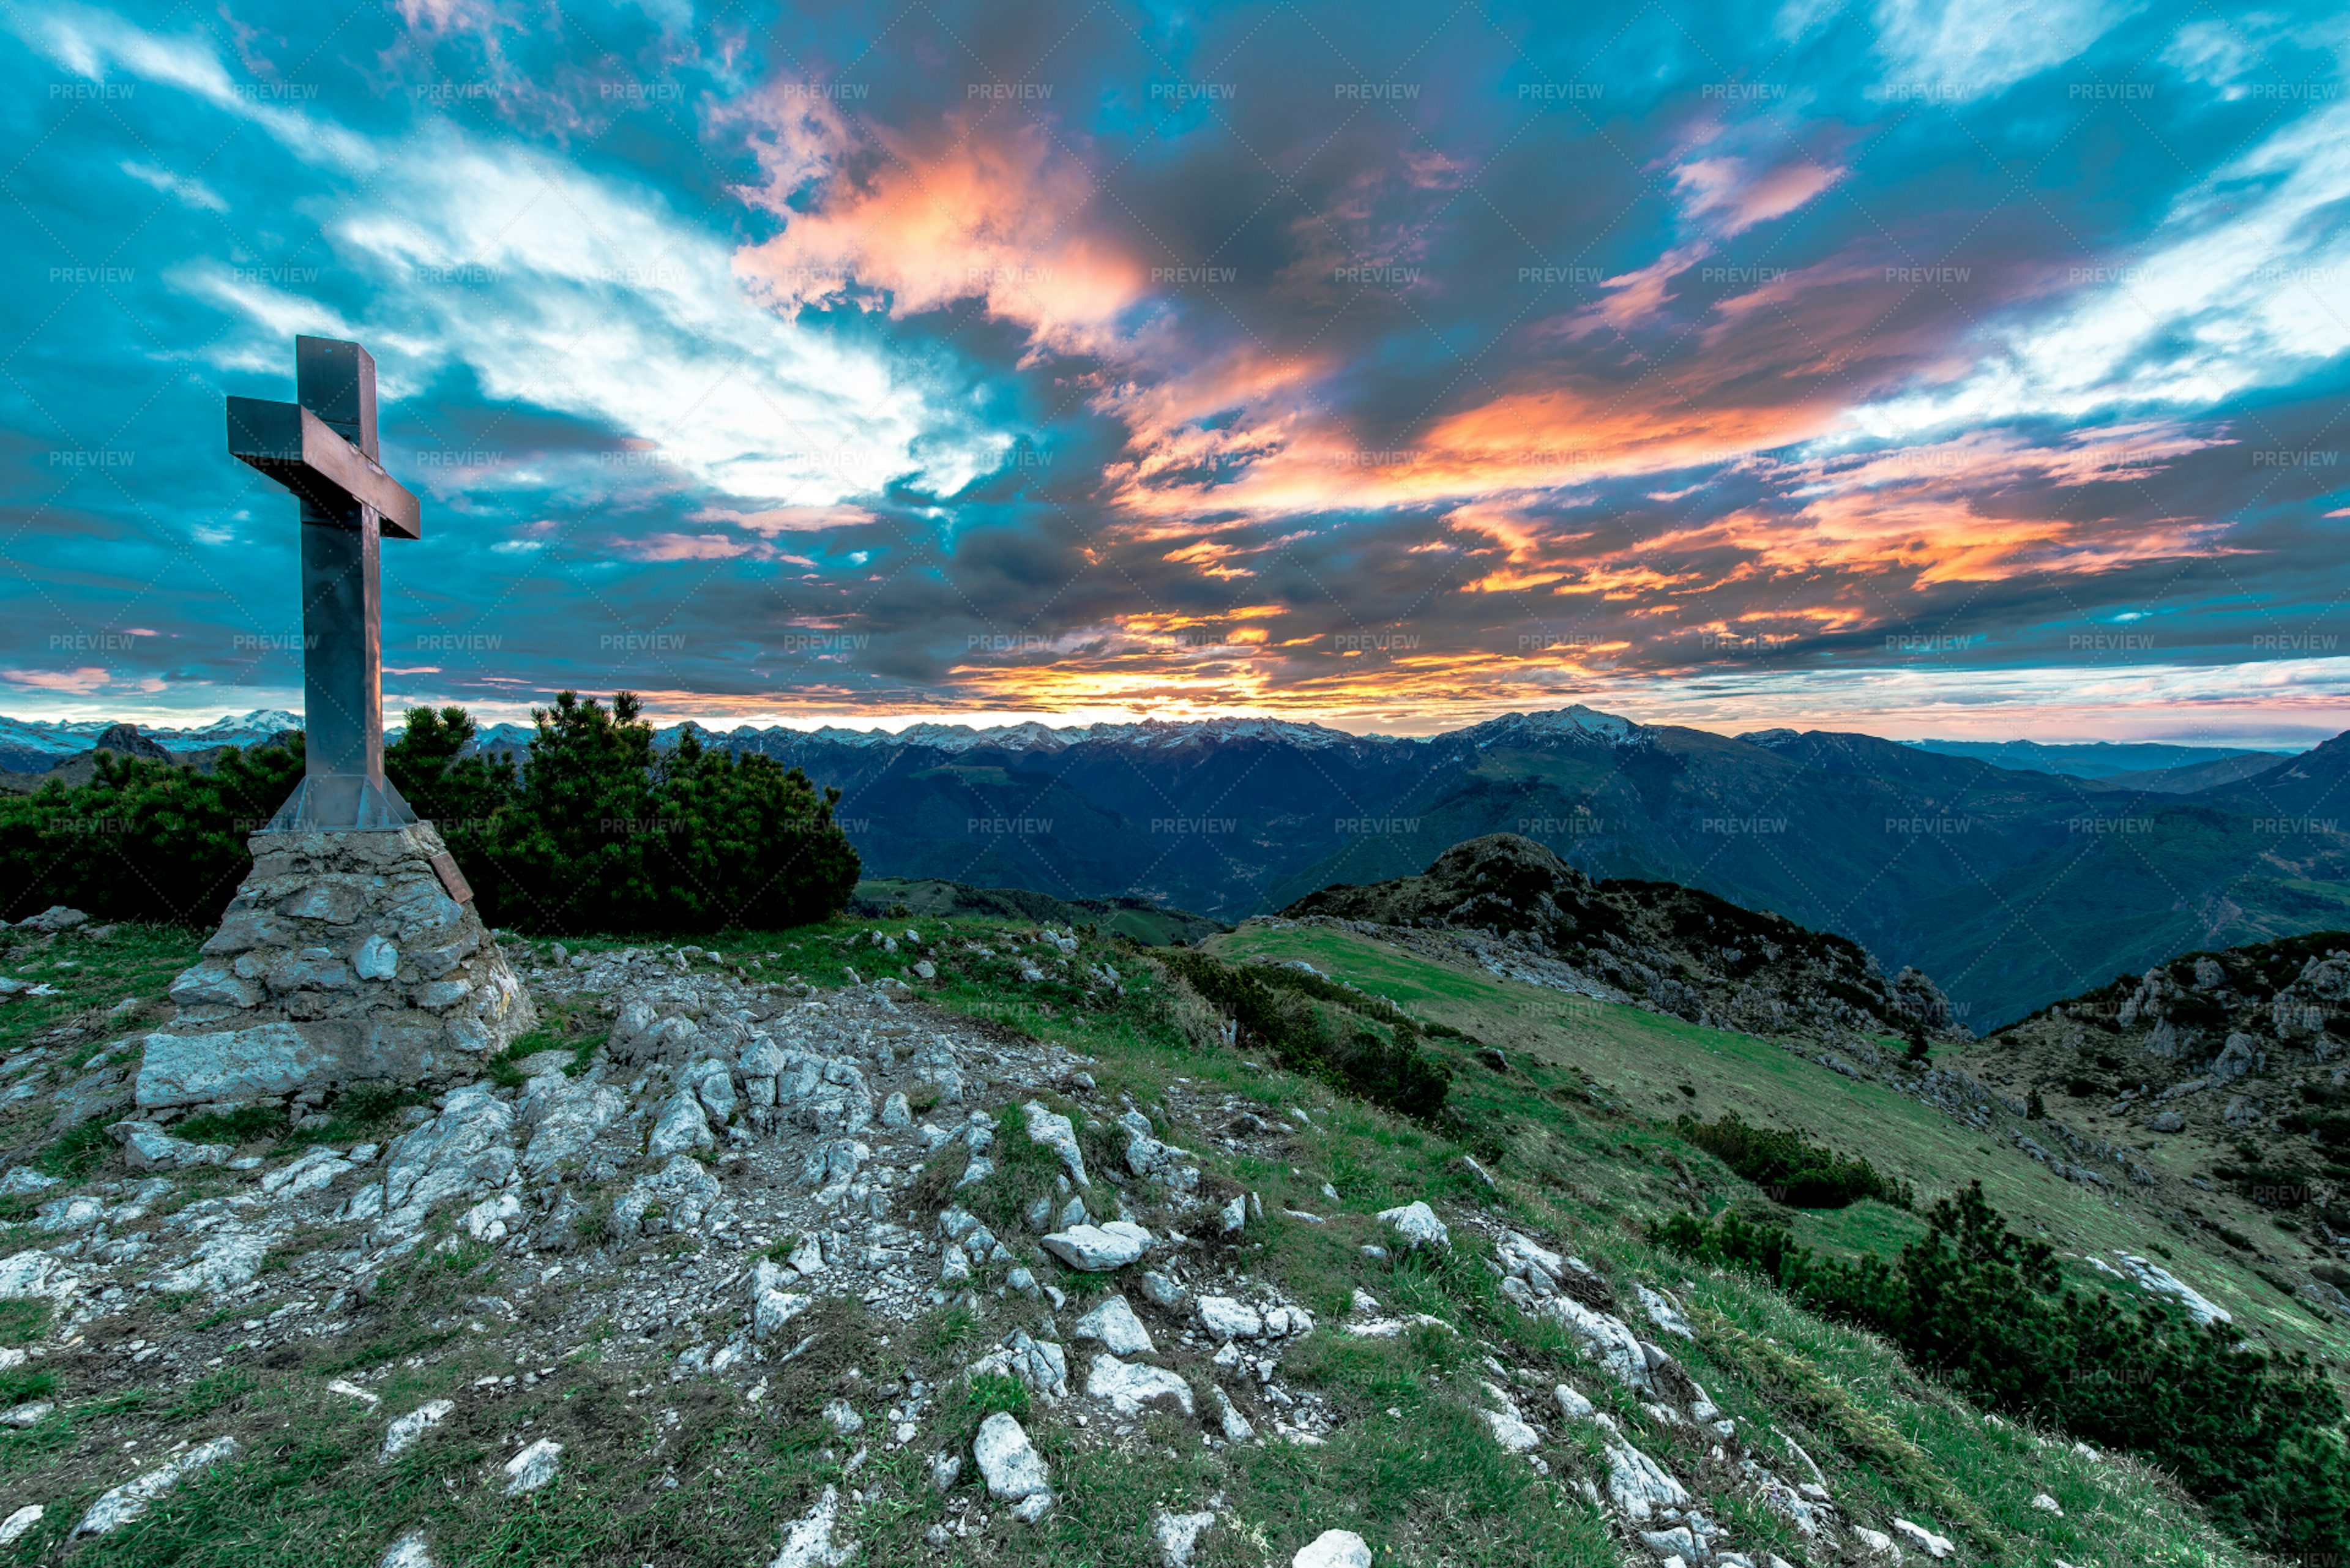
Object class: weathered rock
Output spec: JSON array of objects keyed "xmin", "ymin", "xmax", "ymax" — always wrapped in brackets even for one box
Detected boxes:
[
  {"xmin": 969, "ymin": 1329, "xmax": 1069, "ymax": 1399},
  {"xmin": 379, "ymin": 1529, "xmax": 436, "ymax": 1568},
  {"xmin": 1479, "ymin": 1384, "xmax": 1542, "ymax": 1453},
  {"xmin": 1040, "ymin": 1220, "xmax": 1151, "ymax": 1271},
  {"xmin": 1893, "ymin": 1517, "xmax": 1956, "ymax": 1559},
  {"xmin": 1021, "ymin": 1100, "xmax": 1090, "ymax": 1187},
  {"xmin": 73, "ymin": 1434, "xmax": 239, "ymax": 1535},
  {"xmin": 1602, "ymin": 1438, "xmax": 1690, "ymax": 1520},
  {"xmin": 1086, "ymin": 1353, "xmax": 1194, "ymax": 1417},
  {"xmin": 15, "ymin": 905, "xmax": 89, "ymax": 933},
  {"xmin": 1154, "ymin": 1509, "xmax": 1217, "ymax": 1567},
  {"xmin": 1196, "ymin": 1296, "xmax": 1264, "ymax": 1341},
  {"xmin": 370, "ymin": 1085, "xmax": 515, "ymax": 1231},
  {"xmin": 648, "ymin": 1088, "xmax": 715, "ymax": 1157},
  {"xmin": 110, "ymin": 1120, "xmax": 233, "ymax": 1170},
  {"xmin": 1210, "ymin": 1383, "xmax": 1255, "ymax": 1442},
  {"xmin": 974, "ymin": 1411, "xmax": 1051, "ymax": 1515},
  {"xmin": 1293, "ymin": 1530, "xmax": 1371, "ymax": 1568},
  {"xmin": 518, "ymin": 1072, "xmax": 627, "ymax": 1174},
  {"xmin": 767, "ymin": 1484, "xmax": 855, "ymax": 1568},
  {"xmin": 382, "ymin": 1399, "xmax": 454, "ymax": 1461},
  {"xmin": 0, "ymin": 1506, "xmax": 41, "ymax": 1547},
  {"xmin": 1377, "ymin": 1201, "xmax": 1449, "ymax": 1251},
  {"xmin": 1073, "ymin": 1294, "xmax": 1155, "ymax": 1356},
  {"xmin": 502, "ymin": 1438, "xmax": 562, "ymax": 1495},
  {"xmin": 613, "ymin": 1154, "xmax": 724, "ymax": 1235}
]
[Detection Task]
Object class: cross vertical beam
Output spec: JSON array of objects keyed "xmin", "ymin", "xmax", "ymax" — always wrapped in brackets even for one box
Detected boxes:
[{"xmin": 227, "ymin": 335, "xmax": 425, "ymax": 832}]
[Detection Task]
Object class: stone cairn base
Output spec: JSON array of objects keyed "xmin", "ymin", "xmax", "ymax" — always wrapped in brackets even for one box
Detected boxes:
[{"xmin": 136, "ymin": 822, "xmax": 535, "ymax": 1115}]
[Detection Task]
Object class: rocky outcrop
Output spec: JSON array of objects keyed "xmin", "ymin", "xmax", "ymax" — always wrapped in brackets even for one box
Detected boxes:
[
  {"xmin": 136, "ymin": 823, "xmax": 533, "ymax": 1111},
  {"xmin": 1280, "ymin": 834, "xmax": 1963, "ymax": 1048}
]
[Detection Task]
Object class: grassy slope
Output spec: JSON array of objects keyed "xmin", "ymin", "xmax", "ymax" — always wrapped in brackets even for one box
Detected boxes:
[
  {"xmin": 1209, "ymin": 921, "xmax": 2350, "ymax": 1368},
  {"xmin": 0, "ymin": 917, "xmax": 2256, "ymax": 1566}
]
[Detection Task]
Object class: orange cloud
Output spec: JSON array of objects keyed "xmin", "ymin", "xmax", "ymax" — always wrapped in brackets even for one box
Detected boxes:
[{"xmin": 734, "ymin": 106, "xmax": 1147, "ymax": 359}]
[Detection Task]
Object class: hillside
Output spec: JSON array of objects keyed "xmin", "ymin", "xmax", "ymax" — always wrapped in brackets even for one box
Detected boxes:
[
  {"xmin": 0, "ymin": 906, "xmax": 2296, "ymax": 1566},
  {"xmin": 1279, "ymin": 834, "xmax": 1958, "ymax": 1048},
  {"xmin": 1964, "ymin": 930, "xmax": 2350, "ymax": 1309}
]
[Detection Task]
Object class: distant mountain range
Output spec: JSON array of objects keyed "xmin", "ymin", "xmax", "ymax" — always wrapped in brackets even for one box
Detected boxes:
[
  {"xmin": 0, "ymin": 709, "xmax": 301, "ymax": 772},
  {"xmin": 6, "ymin": 702, "xmax": 2340, "ymax": 1026}
]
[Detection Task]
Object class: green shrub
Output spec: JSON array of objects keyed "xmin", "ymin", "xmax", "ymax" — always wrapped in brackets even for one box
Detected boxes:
[
  {"xmin": 1657, "ymin": 1182, "xmax": 2350, "ymax": 1557},
  {"xmin": 1674, "ymin": 1111, "xmax": 1913, "ymax": 1209},
  {"xmin": 1155, "ymin": 950, "xmax": 1450, "ymax": 1118},
  {"xmin": 0, "ymin": 739, "xmax": 304, "ymax": 924},
  {"xmin": 388, "ymin": 694, "xmax": 860, "ymax": 935}
]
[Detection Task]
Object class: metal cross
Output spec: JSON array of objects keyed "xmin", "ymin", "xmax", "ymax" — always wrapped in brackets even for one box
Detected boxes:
[{"xmin": 227, "ymin": 335, "xmax": 423, "ymax": 832}]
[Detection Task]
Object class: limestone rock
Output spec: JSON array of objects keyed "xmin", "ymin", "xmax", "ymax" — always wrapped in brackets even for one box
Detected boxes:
[
  {"xmin": 1021, "ymin": 1100, "xmax": 1090, "ymax": 1187},
  {"xmin": 110, "ymin": 1119, "xmax": 232, "ymax": 1170},
  {"xmin": 648, "ymin": 1088, "xmax": 715, "ymax": 1157},
  {"xmin": 1154, "ymin": 1509, "xmax": 1217, "ymax": 1567},
  {"xmin": 767, "ymin": 1484, "xmax": 855, "ymax": 1568},
  {"xmin": 73, "ymin": 1434, "xmax": 239, "ymax": 1535},
  {"xmin": 502, "ymin": 1438, "xmax": 562, "ymax": 1495},
  {"xmin": 0, "ymin": 1506, "xmax": 42, "ymax": 1547},
  {"xmin": 382, "ymin": 1399, "xmax": 454, "ymax": 1461},
  {"xmin": 1293, "ymin": 1530, "xmax": 1371, "ymax": 1568},
  {"xmin": 613, "ymin": 1154, "xmax": 725, "ymax": 1236},
  {"xmin": 380, "ymin": 1529, "xmax": 436, "ymax": 1568},
  {"xmin": 1377, "ymin": 1201, "xmax": 1449, "ymax": 1251},
  {"xmin": 371, "ymin": 1085, "xmax": 515, "ymax": 1231},
  {"xmin": 1086, "ymin": 1353, "xmax": 1194, "ymax": 1417},
  {"xmin": 1073, "ymin": 1293, "xmax": 1155, "ymax": 1355},
  {"xmin": 1040, "ymin": 1220, "xmax": 1151, "ymax": 1271},
  {"xmin": 974, "ymin": 1411, "xmax": 1051, "ymax": 1517}
]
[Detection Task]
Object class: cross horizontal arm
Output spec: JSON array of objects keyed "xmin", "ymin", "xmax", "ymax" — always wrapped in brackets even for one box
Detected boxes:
[{"xmin": 226, "ymin": 397, "xmax": 421, "ymax": 540}]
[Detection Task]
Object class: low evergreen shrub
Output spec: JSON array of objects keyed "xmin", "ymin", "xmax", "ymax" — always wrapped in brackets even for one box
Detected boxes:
[
  {"xmin": 1155, "ymin": 950, "xmax": 1451, "ymax": 1118},
  {"xmin": 1658, "ymin": 1182, "xmax": 2350, "ymax": 1557},
  {"xmin": 1674, "ymin": 1111, "xmax": 1913, "ymax": 1209}
]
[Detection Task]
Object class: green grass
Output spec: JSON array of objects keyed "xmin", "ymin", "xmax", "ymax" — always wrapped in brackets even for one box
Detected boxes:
[
  {"xmin": 1212, "ymin": 920, "xmax": 2350, "ymax": 1367},
  {"xmin": 0, "ymin": 909, "xmax": 2283, "ymax": 1566}
]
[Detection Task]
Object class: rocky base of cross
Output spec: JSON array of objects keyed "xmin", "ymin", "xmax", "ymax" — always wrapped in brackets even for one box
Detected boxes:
[{"xmin": 132, "ymin": 823, "xmax": 534, "ymax": 1114}]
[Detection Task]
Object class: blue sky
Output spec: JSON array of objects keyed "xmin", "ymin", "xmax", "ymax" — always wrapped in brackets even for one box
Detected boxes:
[{"xmin": 2, "ymin": 0, "xmax": 2348, "ymax": 742}]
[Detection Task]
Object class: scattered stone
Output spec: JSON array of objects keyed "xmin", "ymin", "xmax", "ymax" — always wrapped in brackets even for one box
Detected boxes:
[
  {"xmin": 928, "ymin": 1451, "xmax": 963, "ymax": 1491},
  {"xmin": 1219, "ymin": 1193, "xmax": 1247, "ymax": 1234},
  {"xmin": 383, "ymin": 1400, "xmax": 455, "ymax": 1462},
  {"xmin": 1140, "ymin": 1270, "xmax": 1186, "ymax": 1309},
  {"xmin": 1293, "ymin": 1529, "xmax": 1371, "ymax": 1568},
  {"xmin": 974, "ymin": 1411, "xmax": 1051, "ymax": 1521},
  {"xmin": 110, "ymin": 1119, "xmax": 232, "ymax": 1170},
  {"xmin": 380, "ymin": 1529, "xmax": 436, "ymax": 1568},
  {"xmin": 1893, "ymin": 1518, "xmax": 1955, "ymax": 1559},
  {"xmin": 1376, "ymin": 1201, "xmax": 1448, "ymax": 1251},
  {"xmin": 1636, "ymin": 1283, "xmax": 1696, "ymax": 1340},
  {"xmin": 2031, "ymin": 1492, "xmax": 2063, "ymax": 1516},
  {"xmin": 1196, "ymin": 1296, "xmax": 1264, "ymax": 1341},
  {"xmin": 0, "ymin": 1505, "xmax": 40, "ymax": 1546},
  {"xmin": 821, "ymin": 1398, "xmax": 865, "ymax": 1435},
  {"xmin": 767, "ymin": 1484, "xmax": 855, "ymax": 1568},
  {"xmin": 1154, "ymin": 1509, "xmax": 1217, "ymax": 1567},
  {"xmin": 75, "ymin": 1435, "xmax": 239, "ymax": 1535},
  {"xmin": 502, "ymin": 1438, "xmax": 562, "ymax": 1495},
  {"xmin": 1073, "ymin": 1293, "xmax": 1155, "ymax": 1356},
  {"xmin": 1210, "ymin": 1383, "xmax": 1256, "ymax": 1441},
  {"xmin": 1, "ymin": 1401, "xmax": 53, "ymax": 1427},
  {"xmin": 1040, "ymin": 1220, "xmax": 1151, "ymax": 1271},
  {"xmin": 1021, "ymin": 1100, "xmax": 1091, "ymax": 1187},
  {"xmin": 1086, "ymin": 1353, "xmax": 1195, "ymax": 1417}
]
